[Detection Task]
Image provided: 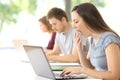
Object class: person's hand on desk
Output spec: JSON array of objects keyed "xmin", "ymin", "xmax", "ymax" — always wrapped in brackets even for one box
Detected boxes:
[
  {"xmin": 45, "ymin": 53, "xmax": 64, "ymax": 61},
  {"xmin": 60, "ymin": 67, "xmax": 82, "ymax": 76},
  {"xmin": 45, "ymin": 53, "xmax": 55, "ymax": 60}
]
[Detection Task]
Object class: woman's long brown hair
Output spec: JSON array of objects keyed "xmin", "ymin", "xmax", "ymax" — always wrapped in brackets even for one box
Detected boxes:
[{"xmin": 72, "ymin": 3, "xmax": 120, "ymax": 38}]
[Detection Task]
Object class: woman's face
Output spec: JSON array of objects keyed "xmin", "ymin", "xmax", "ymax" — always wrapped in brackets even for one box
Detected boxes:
[
  {"xmin": 71, "ymin": 11, "xmax": 89, "ymax": 37},
  {"xmin": 39, "ymin": 21, "xmax": 48, "ymax": 32}
]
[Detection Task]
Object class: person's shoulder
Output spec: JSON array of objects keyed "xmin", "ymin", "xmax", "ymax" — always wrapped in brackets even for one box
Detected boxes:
[
  {"xmin": 102, "ymin": 32, "xmax": 118, "ymax": 37},
  {"xmin": 101, "ymin": 32, "xmax": 118, "ymax": 41},
  {"xmin": 101, "ymin": 32, "xmax": 120, "ymax": 48}
]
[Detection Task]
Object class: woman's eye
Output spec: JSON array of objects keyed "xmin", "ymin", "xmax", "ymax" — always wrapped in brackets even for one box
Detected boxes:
[{"xmin": 74, "ymin": 21, "xmax": 78, "ymax": 23}]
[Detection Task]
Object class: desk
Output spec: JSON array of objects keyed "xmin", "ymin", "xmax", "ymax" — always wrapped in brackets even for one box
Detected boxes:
[{"xmin": 0, "ymin": 49, "xmax": 102, "ymax": 80}]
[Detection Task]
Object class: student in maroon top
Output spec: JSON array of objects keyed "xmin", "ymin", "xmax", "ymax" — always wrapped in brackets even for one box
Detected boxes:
[{"xmin": 39, "ymin": 16, "xmax": 56, "ymax": 50}]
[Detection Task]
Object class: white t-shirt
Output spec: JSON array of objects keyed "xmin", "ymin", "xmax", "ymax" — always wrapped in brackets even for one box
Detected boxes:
[{"xmin": 55, "ymin": 28, "xmax": 88, "ymax": 54}]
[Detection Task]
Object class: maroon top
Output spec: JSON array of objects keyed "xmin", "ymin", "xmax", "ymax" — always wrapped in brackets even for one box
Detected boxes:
[{"xmin": 47, "ymin": 32, "xmax": 56, "ymax": 49}]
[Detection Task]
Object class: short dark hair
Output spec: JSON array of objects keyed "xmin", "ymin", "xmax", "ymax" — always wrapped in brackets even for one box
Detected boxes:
[{"xmin": 47, "ymin": 7, "xmax": 68, "ymax": 22}]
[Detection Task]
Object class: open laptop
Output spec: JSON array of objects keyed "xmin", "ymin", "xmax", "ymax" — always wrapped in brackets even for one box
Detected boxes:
[
  {"xmin": 12, "ymin": 40, "xmax": 28, "ymax": 53},
  {"xmin": 23, "ymin": 45, "xmax": 87, "ymax": 80},
  {"xmin": 12, "ymin": 40, "xmax": 29, "ymax": 62}
]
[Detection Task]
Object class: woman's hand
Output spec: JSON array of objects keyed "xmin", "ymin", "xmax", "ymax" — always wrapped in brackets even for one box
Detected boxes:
[
  {"xmin": 74, "ymin": 31, "xmax": 83, "ymax": 51},
  {"xmin": 60, "ymin": 67, "xmax": 81, "ymax": 77}
]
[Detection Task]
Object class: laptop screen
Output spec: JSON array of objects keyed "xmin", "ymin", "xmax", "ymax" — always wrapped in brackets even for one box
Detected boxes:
[{"xmin": 23, "ymin": 45, "xmax": 55, "ymax": 80}]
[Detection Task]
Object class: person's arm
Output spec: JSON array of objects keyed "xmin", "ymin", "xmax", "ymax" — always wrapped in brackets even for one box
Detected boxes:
[
  {"xmin": 61, "ymin": 43, "xmax": 120, "ymax": 80},
  {"xmin": 46, "ymin": 44, "xmax": 79, "ymax": 63},
  {"xmin": 77, "ymin": 47, "xmax": 94, "ymax": 69},
  {"xmin": 45, "ymin": 42, "xmax": 61, "ymax": 55},
  {"xmin": 80, "ymin": 43, "xmax": 120, "ymax": 80},
  {"xmin": 74, "ymin": 31, "xmax": 94, "ymax": 68}
]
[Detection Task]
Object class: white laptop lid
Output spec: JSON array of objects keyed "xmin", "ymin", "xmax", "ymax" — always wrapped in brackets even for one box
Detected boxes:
[
  {"xmin": 12, "ymin": 40, "xmax": 28, "ymax": 54},
  {"xmin": 12, "ymin": 40, "xmax": 29, "ymax": 62},
  {"xmin": 23, "ymin": 45, "xmax": 55, "ymax": 80},
  {"xmin": 23, "ymin": 45, "xmax": 88, "ymax": 80}
]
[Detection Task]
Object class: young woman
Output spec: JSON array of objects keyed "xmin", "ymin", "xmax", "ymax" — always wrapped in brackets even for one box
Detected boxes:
[
  {"xmin": 39, "ymin": 16, "xmax": 56, "ymax": 50},
  {"xmin": 61, "ymin": 3, "xmax": 120, "ymax": 80}
]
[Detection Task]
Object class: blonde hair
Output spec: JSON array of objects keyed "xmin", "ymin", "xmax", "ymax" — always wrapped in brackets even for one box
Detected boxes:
[{"xmin": 39, "ymin": 16, "xmax": 54, "ymax": 33}]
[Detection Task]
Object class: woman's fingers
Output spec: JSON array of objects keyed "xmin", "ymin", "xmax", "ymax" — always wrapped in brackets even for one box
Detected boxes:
[
  {"xmin": 60, "ymin": 67, "xmax": 82, "ymax": 77},
  {"xmin": 74, "ymin": 31, "xmax": 82, "ymax": 44},
  {"xmin": 60, "ymin": 70, "xmax": 71, "ymax": 77}
]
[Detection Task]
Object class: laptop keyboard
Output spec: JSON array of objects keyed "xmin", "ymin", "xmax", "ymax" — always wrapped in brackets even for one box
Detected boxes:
[{"xmin": 54, "ymin": 73, "xmax": 87, "ymax": 79}]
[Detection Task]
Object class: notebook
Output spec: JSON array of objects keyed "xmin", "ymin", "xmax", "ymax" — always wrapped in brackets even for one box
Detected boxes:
[{"xmin": 23, "ymin": 45, "xmax": 87, "ymax": 80}]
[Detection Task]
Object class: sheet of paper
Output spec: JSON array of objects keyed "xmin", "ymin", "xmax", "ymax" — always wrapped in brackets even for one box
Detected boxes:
[{"xmin": 50, "ymin": 62, "xmax": 81, "ymax": 67}]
